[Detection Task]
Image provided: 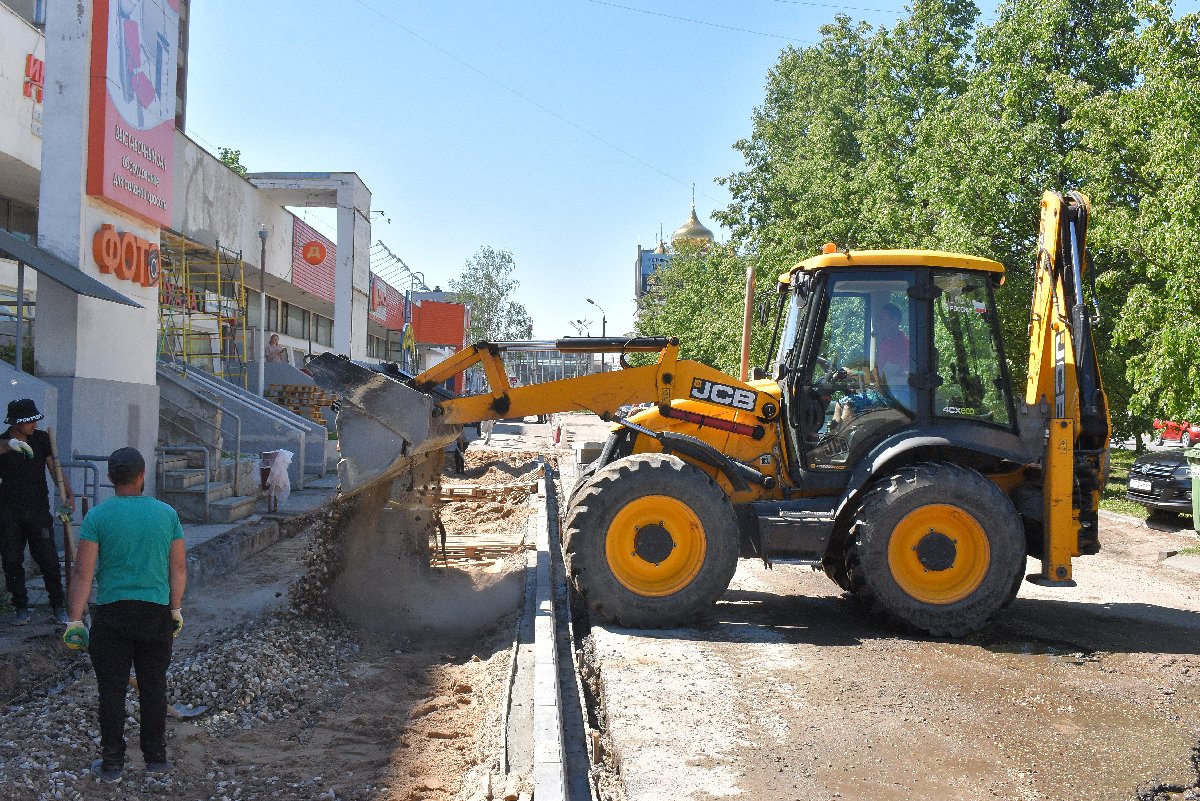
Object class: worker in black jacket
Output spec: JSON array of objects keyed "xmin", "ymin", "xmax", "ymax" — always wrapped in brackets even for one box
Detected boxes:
[{"xmin": 0, "ymin": 398, "xmax": 72, "ymax": 625}]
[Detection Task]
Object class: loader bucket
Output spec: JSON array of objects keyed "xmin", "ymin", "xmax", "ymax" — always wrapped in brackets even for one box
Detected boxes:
[{"xmin": 306, "ymin": 353, "xmax": 462, "ymax": 495}]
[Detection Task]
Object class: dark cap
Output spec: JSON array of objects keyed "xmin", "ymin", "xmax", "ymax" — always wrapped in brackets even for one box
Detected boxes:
[
  {"xmin": 108, "ymin": 447, "xmax": 146, "ymax": 482},
  {"xmin": 5, "ymin": 399, "xmax": 43, "ymax": 425}
]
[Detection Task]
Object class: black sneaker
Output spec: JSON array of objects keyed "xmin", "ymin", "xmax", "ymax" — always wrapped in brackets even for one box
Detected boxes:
[
  {"xmin": 90, "ymin": 758, "xmax": 123, "ymax": 781},
  {"xmin": 9, "ymin": 608, "xmax": 31, "ymax": 626}
]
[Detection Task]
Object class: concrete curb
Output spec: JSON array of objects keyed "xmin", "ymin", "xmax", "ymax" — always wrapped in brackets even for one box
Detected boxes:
[
  {"xmin": 532, "ymin": 475, "xmax": 568, "ymax": 801},
  {"xmin": 186, "ymin": 504, "xmax": 331, "ymax": 590}
]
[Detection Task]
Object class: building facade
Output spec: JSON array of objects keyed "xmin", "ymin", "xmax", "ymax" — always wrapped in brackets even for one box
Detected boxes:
[{"xmin": 0, "ymin": 0, "xmax": 466, "ymax": 489}]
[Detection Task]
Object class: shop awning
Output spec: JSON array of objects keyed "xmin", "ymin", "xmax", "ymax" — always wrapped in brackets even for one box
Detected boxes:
[{"xmin": 0, "ymin": 228, "xmax": 142, "ymax": 308}]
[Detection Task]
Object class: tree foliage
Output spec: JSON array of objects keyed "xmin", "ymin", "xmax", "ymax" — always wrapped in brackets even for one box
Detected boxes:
[
  {"xmin": 218, "ymin": 147, "xmax": 247, "ymax": 176},
  {"xmin": 634, "ymin": 241, "xmax": 776, "ymax": 376},
  {"xmin": 708, "ymin": 0, "xmax": 1199, "ymax": 438},
  {"xmin": 449, "ymin": 246, "xmax": 534, "ymax": 343}
]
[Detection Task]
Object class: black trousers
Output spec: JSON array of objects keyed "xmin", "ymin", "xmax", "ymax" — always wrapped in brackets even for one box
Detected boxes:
[
  {"xmin": 0, "ymin": 507, "xmax": 64, "ymax": 609},
  {"xmin": 88, "ymin": 601, "xmax": 174, "ymax": 763}
]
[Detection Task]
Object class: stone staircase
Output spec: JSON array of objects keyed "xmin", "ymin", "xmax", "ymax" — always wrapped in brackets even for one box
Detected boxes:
[{"xmin": 158, "ymin": 451, "xmax": 262, "ymax": 524}]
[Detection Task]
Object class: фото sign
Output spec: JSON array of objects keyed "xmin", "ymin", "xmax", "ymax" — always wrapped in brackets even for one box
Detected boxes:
[
  {"xmin": 93, "ymin": 223, "xmax": 161, "ymax": 287},
  {"xmin": 86, "ymin": 0, "xmax": 180, "ymax": 228}
]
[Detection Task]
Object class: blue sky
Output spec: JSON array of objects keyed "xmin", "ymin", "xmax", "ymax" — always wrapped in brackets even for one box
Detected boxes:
[{"xmin": 184, "ymin": 0, "xmax": 1197, "ymax": 340}]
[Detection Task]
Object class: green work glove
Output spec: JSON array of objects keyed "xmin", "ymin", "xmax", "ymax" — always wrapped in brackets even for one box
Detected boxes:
[
  {"xmin": 7, "ymin": 438, "xmax": 33, "ymax": 459},
  {"xmin": 170, "ymin": 608, "xmax": 183, "ymax": 638},
  {"xmin": 56, "ymin": 504, "xmax": 73, "ymax": 524},
  {"xmin": 63, "ymin": 621, "xmax": 88, "ymax": 651}
]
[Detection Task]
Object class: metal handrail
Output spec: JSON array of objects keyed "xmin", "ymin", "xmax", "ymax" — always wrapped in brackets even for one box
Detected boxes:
[
  {"xmin": 58, "ymin": 460, "xmax": 101, "ymax": 512},
  {"xmin": 158, "ymin": 393, "xmax": 244, "ymax": 495}
]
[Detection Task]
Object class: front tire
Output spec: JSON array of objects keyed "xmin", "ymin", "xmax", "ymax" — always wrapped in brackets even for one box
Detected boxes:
[
  {"xmin": 565, "ymin": 454, "xmax": 739, "ymax": 628},
  {"xmin": 846, "ymin": 462, "xmax": 1026, "ymax": 637},
  {"xmin": 1183, "ymin": 432, "xmax": 1192, "ymax": 448}
]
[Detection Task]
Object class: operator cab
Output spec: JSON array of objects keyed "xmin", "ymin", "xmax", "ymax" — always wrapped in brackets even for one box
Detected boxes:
[{"xmin": 776, "ymin": 251, "xmax": 1017, "ymax": 485}]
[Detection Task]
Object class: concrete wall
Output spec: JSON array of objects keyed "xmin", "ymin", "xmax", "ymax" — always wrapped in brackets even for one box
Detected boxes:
[
  {"xmin": 0, "ymin": 4, "xmax": 43, "ymax": 200},
  {"xmin": 172, "ymin": 136, "xmax": 296, "ymax": 283},
  {"xmin": 36, "ymin": 1, "xmax": 162, "ymax": 494}
]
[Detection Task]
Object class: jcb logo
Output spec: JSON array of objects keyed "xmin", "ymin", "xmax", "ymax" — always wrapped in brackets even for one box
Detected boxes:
[{"xmin": 690, "ymin": 379, "xmax": 756, "ymax": 411}]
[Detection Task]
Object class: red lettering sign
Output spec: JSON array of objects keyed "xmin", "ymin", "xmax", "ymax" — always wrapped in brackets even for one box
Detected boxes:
[
  {"xmin": 92, "ymin": 224, "xmax": 160, "ymax": 287},
  {"xmin": 23, "ymin": 54, "xmax": 44, "ymax": 103},
  {"xmin": 303, "ymin": 241, "xmax": 327, "ymax": 265}
]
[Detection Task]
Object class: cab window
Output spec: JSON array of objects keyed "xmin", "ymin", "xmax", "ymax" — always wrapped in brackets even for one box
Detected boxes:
[{"xmin": 932, "ymin": 272, "xmax": 1012, "ymax": 426}]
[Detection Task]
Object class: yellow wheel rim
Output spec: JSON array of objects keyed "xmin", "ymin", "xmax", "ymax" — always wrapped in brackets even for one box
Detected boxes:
[
  {"xmin": 605, "ymin": 495, "xmax": 707, "ymax": 597},
  {"xmin": 886, "ymin": 504, "xmax": 990, "ymax": 605}
]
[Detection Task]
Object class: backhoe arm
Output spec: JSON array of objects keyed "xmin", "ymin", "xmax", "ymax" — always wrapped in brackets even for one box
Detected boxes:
[
  {"xmin": 1025, "ymin": 191, "xmax": 1112, "ymax": 584},
  {"xmin": 308, "ymin": 338, "xmax": 780, "ymax": 495}
]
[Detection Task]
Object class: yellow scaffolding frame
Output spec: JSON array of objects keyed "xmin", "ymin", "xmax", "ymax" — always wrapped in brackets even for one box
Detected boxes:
[{"xmin": 158, "ymin": 232, "xmax": 249, "ymax": 387}]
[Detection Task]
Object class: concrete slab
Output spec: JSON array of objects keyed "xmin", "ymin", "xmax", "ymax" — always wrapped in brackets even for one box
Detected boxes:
[{"xmin": 1165, "ymin": 553, "xmax": 1200, "ymax": 575}]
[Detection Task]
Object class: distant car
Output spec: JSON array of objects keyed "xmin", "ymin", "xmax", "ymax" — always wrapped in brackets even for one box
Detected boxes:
[
  {"xmin": 1126, "ymin": 449, "xmax": 1193, "ymax": 516},
  {"xmin": 1152, "ymin": 418, "xmax": 1200, "ymax": 447}
]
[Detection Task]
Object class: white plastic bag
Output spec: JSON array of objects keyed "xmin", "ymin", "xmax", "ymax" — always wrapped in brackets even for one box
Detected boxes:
[{"xmin": 266, "ymin": 449, "xmax": 293, "ymax": 505}]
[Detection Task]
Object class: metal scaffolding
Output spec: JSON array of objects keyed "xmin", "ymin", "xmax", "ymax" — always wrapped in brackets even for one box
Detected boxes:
[{"xmin": 158, "ymin": 232, "xmax": 249, "ymax": 387}]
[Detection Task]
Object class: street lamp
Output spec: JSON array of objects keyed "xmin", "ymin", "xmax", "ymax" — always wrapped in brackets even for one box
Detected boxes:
[
  {"xmin": 257, "ymin": 225, "xmax": 268, "ymax": 397},
  {"xmin": 586, "ymin": 299, "xmax": 608, "ymax": 371},
  {"xmin": 586, "ymin": 298, "xmax": 606, "ymax": 337}
]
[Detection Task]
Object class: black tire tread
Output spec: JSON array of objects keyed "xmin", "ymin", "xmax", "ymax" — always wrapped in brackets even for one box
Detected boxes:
[
  {"xmin": 564, "ymin": 453, "xmax": 739, "ymax": 628},
  {"xmin": 846, "ymin": 462, "xmax": 1026, "ymax": 637}
]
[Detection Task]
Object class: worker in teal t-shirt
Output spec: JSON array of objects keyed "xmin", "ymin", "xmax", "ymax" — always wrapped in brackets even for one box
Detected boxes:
[{"xmin": 63, "ymin": 447, "xmax": 186, "ymax": 781}]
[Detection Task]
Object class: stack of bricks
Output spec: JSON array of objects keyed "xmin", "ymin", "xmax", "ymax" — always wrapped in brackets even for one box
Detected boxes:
[{"xmin": 265, "ymin": 384, "xmax": 336, "ymax": 425}]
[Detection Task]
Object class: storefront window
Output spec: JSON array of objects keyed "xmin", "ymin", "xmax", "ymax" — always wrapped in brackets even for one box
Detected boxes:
[
  {"xmin": 267, "ymin": 298, "xmax": 278, "ymax": 332},
  {"xmin": 314, "ymin": 315, "xmax": 333, "ymax": 347},
  {"xmin": 283, "ymin": 303, "xmax": 305, "ymax": 339}
]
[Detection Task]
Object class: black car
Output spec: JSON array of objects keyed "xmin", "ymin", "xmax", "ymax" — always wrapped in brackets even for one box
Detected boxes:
[{"xmin": 1126, "ymin": 449, "xmax": 1194, "ymax": 515}]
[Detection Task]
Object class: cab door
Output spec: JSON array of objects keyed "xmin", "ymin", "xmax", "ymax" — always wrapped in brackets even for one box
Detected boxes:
[{"xmin": 794, "ymin": 271, "xmax": 918, "ymax": 472}]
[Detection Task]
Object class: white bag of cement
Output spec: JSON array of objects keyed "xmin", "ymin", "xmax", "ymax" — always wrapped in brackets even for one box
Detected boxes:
[{"xmin": 266, "ymin": 449, "xmax": 293, "ymax": 504}]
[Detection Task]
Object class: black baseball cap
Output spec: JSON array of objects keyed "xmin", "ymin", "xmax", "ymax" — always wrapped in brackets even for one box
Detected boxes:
[{"xmin": 108, "ymin": 447, "xmax": 146, "ymax": 482}]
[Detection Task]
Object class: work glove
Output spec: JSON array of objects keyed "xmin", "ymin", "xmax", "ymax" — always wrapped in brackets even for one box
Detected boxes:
[
  {"xmin": 56, "ymin": 504, "xmax": 73, "ymax": 524},
  {"xmin": 7, "ymin": 439, "xmax": 33, "ymax": 459},
  {"xmin": 63, "ymin": 621, "xmax": 89, "ymax": 651},
  {"xmin": 170, "ymin": 608, "xmax": 183, "ymax": 638}
]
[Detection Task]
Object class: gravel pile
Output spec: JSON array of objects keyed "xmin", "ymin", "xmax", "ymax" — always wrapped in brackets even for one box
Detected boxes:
[
  {"xmin": 0, "ymin": 502, "xmax": 370, "ymax": 801},
  {"xmin": 0, "ymin": 607, "xmax": 361, "ymax": 801}
]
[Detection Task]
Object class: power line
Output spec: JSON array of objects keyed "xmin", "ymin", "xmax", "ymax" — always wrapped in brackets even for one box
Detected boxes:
[
  {"xmin": 764, "ymin": 0, "xmax": 907, "ymax": 14},
  {"xmin": 583, "ymin": 0, "xmax": 813, "ymax": 41},
  {"xmin": 348, "ymin": 0, "xmax": 722, "ymax": 204}
]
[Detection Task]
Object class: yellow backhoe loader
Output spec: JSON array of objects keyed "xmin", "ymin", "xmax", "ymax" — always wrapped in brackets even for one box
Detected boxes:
[{"xmin": 308, "ymin": 190, "xmax": 1110, "ymax": 637}]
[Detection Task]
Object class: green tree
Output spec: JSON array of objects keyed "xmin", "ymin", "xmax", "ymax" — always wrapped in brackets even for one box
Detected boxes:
[
  {"xmin": 449, "ymin": 247, "xmax": 533, "ymax": 343},
  {"xmin": 717, "ymin": 15, "xmax": 873, "ymax": 282},
  {"xmin": 634, "ymin": 241, "xmax": 775, "ymax": 374},
  {"xmin": 218, "ymin": 147, "xmax": 247, "ymax": 176},
  {"xmin": 1074, "ymin": 3, "xmax": 1200, "ymax": 424}
]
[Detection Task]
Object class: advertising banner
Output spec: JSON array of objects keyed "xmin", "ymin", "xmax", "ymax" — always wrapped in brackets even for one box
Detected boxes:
[
  {"xmin": 86, "ymin": 0, "xmax": 179, "ymax": 227},
  {"xmin": 291, "ymin": 219, "xmax": 336, "ymax": 303}
]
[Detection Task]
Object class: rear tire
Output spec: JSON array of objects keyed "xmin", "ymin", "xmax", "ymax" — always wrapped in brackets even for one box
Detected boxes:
[
  {"xmin": 565, "ymin": 454, "xmax": 739, "ymax": 628},
  {"xmin": 846, "ymin": 462, "xmax": 1026, "ymax": 637},
  {"xmin": 1183, "ymin": 432, "xmax": 1192, "ymax": 448}
]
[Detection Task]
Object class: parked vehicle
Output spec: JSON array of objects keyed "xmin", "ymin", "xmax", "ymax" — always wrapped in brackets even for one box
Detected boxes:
[
  {"xmin": 1152, "ymin": 419, "xmax": 1200, "ymax": 447},
  {"xmin": 1126, "ymin": 450, "xmax": 1193, "ymax": 516}
]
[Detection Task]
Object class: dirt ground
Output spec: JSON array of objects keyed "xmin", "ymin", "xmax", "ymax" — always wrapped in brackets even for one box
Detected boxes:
[
  {"xmin": 0, "ymin": 446, "xmax": 551, "ymax": 801},
  {"xmin": 589, "ymin": 512, "xmax": 1200, "ymax": 801}
]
